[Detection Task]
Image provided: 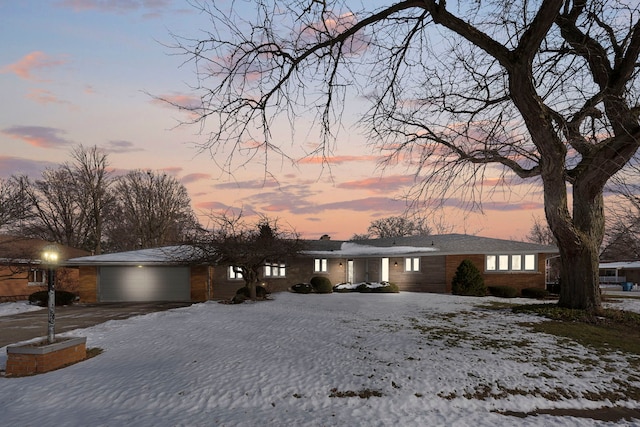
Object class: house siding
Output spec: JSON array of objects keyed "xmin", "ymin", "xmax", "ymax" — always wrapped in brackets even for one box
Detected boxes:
[
  {"xmin": 190, "ymin": 265, "xmax": 212, "ymax": 302},
  {"xmin": 390, "ymin": 256, "xmax": 447, "ymax": 293},
  {"xmin": 78, "ymin": 266, "xmax": 98, "ymax": 303},
  {"xmin": 445, "ymin": 254, "xmax": 547, "ymax": 293}
]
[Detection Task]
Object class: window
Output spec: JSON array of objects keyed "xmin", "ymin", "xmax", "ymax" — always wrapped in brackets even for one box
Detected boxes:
[
  {"xmin": 485, "ymin": 254, "xmax": 537, "ymax": 272},
  {"xmin": 524, "ymin": 254, "xmax": 536, "ymax": 271},
  {"xmin": 511, "ymin": 255, "xmax": 522, "ymax": 270},
  {"xmin": 486, "ymin": 255, "xmax": 496, "ymax": 271},
  {"xmin": 265, "ymin": 262, "xmax": 286, "ymax": 277},
  {"xmin": 28, "ymin": 269, "xmax": 46, "ymax": 285},
  {"xmin": 314, "ymin": 258, "xmax": 328, "ymax": 272},
  {"xmin": 498, "ymin": 255, "xmax": 509, "ymax": 271},
  {"xmin": 228, "ymin": 266, "xmax": 243, "ymax": 280},
  {"xmin": 405, "ymin": 257, "xmax": 420, "ymax": 272}
]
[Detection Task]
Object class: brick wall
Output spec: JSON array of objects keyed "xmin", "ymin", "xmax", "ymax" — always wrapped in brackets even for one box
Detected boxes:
[
  {"xmin": 6, "ymin": 338, "xmax": 86, "ymax": 377},
  {"xmin": 77, "ymin": 266, "xmax": 98, "ymax": 303}
]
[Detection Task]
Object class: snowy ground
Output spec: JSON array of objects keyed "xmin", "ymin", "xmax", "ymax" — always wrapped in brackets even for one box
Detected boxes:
[
  {"xmin": 0, "ymin": 301, "xmax": 43, "ymax": 317},
  {"xmin": 1, "ymin": 293, "xmax": 640, "ymax": 426}
]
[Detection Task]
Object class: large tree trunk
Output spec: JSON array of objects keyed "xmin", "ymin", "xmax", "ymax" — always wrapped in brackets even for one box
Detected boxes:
[{"xmin": 545, "ymin": 179, "xmax": 605, "ymax": 312}]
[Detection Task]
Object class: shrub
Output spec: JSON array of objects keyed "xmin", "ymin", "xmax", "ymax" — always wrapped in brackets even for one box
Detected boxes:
[
  {"xmin": 310, "ymin": 276, "xmax": 333, "ymax": 293},
  {"xmin": 333, "ymin": 283, "xmax": 353, "ymax": 293},
  {"xmin": 28, "ymin": 290, "xmax": 76, "ymax": 307},
  {"xmin": 451, "ymin": 259, "xmax": 487, "ymax": 296},
  {"xmin": 291, "ymin": 283, "xmax": 313, "ymax": 294},
  {"xmin": 372, "ymin": 282, "xmax": 399, "ymax": 293},
  {"xmin": 521, "ymin": 287, "xmax": 549, "ymax": 299},
  {"xmin": 356, "ymin": 283, "xmax": 372, "ymax": 293},
  {"xmin": 235, "ymin": 285, "xmax": 268, "ymax": 299},
  {"xmin": 488, "ymin": 285, "xmax": 518, "ymax": 298}
]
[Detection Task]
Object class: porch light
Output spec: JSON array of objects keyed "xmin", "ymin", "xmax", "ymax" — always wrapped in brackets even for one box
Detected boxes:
[{"xmin": 42, "ymin": 243, "xmax": 59, "ymax": 344}]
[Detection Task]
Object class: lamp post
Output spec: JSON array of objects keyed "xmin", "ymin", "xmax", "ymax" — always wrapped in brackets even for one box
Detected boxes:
[{"xmin": 42, "ymin": 244, "xmax": 59, "ymax": 344}]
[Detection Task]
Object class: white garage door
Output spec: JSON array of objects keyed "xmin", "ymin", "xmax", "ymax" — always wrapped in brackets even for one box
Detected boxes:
[{"xmin": 98, "ymin": 266, "xmax": 190, "ymax": 302}]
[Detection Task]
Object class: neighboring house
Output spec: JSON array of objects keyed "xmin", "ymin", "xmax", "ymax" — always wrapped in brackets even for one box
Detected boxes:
[
  {"xmin": 0, "ymin": 236, "xmax": 88, "ymax": 302},
  {"xmin": 66, "ymin": 234, "xmax": 557, "ymax": 303},
  {"xmin": 599, "ymin": 261, "xmax": 640, "ymax": 286}
]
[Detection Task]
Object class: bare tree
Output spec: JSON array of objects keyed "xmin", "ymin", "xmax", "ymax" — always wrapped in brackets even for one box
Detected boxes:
[
  {"xmin": 0, "ymin": 176, "xmax": 31, "ymax": 233},
  {"xmin": 526, "ymin": 216, "xmax": 556, "ymax": 246},
  {"xmin": 602, "ymin": 163, "xmax": 640, "ymax": 260},
  {"xmin": 353, "ymin": 215, "xmax": 432, "ymax": 239},
  {"xmin": 16, "ymin": 145, "xmax": 112, "ymax": 253},
  {"xmin": 195, "ymin": 212, "xmax": 304, "ymax": 300},
  {"xmin": 107, "ymin": 170, "xmax": 200, "ymax": 251},
  {"xmin": 66, "ymin": 145, "xmax": 113, "ymax": 254},
  {"xmin": 23, "ymin": 168, "xmax": 91, "ymax": 249},
  {"xmin": 170, "ymin": 1, "xmax": 640, "ymax": 311}
]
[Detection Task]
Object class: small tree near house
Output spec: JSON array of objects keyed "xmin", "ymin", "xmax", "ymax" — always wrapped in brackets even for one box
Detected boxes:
[
  {"xmin": 196, "ymin": 212, "xmax": 304, "ymax": 301},
  {"xmin": 452, "ymin": 259, "xmax": 486, "ymax": 297}
]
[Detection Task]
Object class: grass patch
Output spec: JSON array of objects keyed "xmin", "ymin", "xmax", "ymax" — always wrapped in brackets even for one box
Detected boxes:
[
  {"xmin": 86, "ymin": 347, "xmax": 103, "ymax": 359},
  {"xmin": 514, "ymin": 304, "xmax": 640, "ymax": 356},
  {"xmin": 329, "ymin": 388, "xmax": 383, "ymax": 398}
]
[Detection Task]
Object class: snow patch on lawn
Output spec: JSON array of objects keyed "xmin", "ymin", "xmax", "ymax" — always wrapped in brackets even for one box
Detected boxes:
[
  {"xmin": 1, "ymin": 292, "xmax": 639, "ymax": 426},
  {"xmin": 0, "ymin": 301, "xmax": 43, "ymax": 317}
]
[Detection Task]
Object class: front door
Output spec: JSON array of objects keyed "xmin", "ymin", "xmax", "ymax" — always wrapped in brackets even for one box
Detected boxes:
[
  {"xmin": 381, "ymin": 258, "xmax": 389, "ymax": 282},
  {"xmin": 347, "ymin": 260, "xmax": 354, "ymax": 283}
]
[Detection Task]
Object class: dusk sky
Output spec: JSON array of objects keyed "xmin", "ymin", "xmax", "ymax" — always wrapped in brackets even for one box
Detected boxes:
[{"xmin": 0, "ymin": 1, "xmax": 549, "ymax": 241}]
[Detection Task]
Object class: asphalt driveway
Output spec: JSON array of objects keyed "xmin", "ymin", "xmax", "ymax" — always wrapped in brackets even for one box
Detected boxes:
[{"xmin": 0, "ymin": 302, "xmax": 192, "ymax": 348}]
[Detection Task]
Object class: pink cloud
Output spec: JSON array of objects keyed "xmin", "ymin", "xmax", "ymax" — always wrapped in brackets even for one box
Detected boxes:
[
  {"xmin": 2, "ymin": 51, "xmax": 67, "ymax": 81},
  {"xmin": 298, "ymin": 154, "xmax": 380, "ymax": 165},
  {"xmin": 102, "ymin": 140, "xmax": 143, "ymax": 153},
  {"xmin": 0, "ymin": 155, "xmax": 56, "ymax": 178},
  {"xmin": 26, "ymin": 88, "xmax": 71, "ymax": 106},
  {"xmin": 151, "ymin": 93, "xmax": 201, "ymax": 110},
  {"xmin": 2, "ymin": 125, "xmax": 72, "ymax": 148},
  {"xmin": 213, "ymin": 179, "xmax": 280, "ymax": 190},
  {"xmin": 181, "ymin": 173, "xmax": 210, "ymax": 185},
  {"xmin": 56, "ymin": 0, "xmax": 171, "ymax": 14},
  {"xmin": 338, "ymin": 175, "xmax": 415, "ymax": 193}
]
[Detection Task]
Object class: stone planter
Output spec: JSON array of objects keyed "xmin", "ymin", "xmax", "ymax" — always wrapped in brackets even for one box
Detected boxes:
[{"xmin": 6, "ymin": 337, "xmax": 87, "ymax": 377}]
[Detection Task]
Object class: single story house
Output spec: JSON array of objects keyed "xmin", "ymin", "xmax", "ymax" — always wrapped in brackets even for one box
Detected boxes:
[
  {"xmin": 0, "ymin": 235, "xmax": 88, "ymax": 302},
  {"xmin": 599, "ymin": 261, "xmax": 640, "ymax": 286},
  {"xmin": 66, "ymin": 234, "xmax": 558, "ymax": 303}
]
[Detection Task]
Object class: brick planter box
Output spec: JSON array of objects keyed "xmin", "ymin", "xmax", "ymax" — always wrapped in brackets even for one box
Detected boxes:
[{"xmin": 6, "ymin": 337, "xmax": 86, "ymax": 377}]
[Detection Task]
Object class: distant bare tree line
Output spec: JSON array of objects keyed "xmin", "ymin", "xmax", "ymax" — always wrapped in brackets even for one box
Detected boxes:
[{"xmin": 0, "ymin": 145, "xmax": 200, "ymax": 254}]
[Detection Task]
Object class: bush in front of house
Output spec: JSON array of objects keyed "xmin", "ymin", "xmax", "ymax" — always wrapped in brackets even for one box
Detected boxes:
[
  {"xmin": 521, "ymin": 287, "xmax": 549, "ymax": 299},
  {"xmin": 372, "ymin": 282, "xmax": 399, "ymax": 293},
  {"xmin": 28, "ymin": 290, "xmax": 76, "ymax": 307},
  {"xmin": 290, "ymin": 283, "xmax": 313, "ymax": 294},
  {"xmin": 310, "ymin": 276, "xmax": 333, "ymax": 293},
  {"xmin": 451, "ymin": 259, "xmax": 487, "ymax": 297},
  {"xmin": 356, "ymin": 283, "xmax": 372, "ymax": 293},
  {"xmin": 488, "ymin": 285, "xmax": 518, "ymax": 298},
  {"xmin": 235, "ymin": 285, "xmax": 269, "ymax": 300}
]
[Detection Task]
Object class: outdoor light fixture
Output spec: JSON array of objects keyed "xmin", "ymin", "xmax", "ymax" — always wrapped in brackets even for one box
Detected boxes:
[{"xmin": 42, "ymin": 243, "xmax": 59, "ymax": 344}]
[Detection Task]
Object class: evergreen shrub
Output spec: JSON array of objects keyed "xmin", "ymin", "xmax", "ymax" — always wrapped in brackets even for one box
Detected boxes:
[
  {"xmin": 310, "ymin": 276, "xmax": 333, "ymax": 293},
  {"xmin": 451, "ymin": 259, "xmax": 487, "ymax": 296},
  {"xmin": 28, "ymin": 290, "xmax": 76, "ymax": 307},
  {"xmin": 356, "ymin": 283, "xmax": 372, "ymax": 293},
  {"xmin": 291, "ymin": 283, "xmax": 313, "ymax": 294},
  {"xmin": 372, "ymin": 283, "xmax": 399, "ymax": 293}
]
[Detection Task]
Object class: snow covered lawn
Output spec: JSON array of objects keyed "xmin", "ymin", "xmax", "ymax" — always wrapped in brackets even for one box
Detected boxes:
[
  {"xmin": 0, "ymin": 301, "xmax": 44, "ymax": 317},
  {"xmin": 1, "ymin": 292, "xmax": 639, "ymax": 426}
]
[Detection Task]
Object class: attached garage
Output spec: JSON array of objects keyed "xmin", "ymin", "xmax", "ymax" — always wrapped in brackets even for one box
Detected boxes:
[
  {"xmin": 67, "ymin": 246, "xmax": 211, "ymax": 303},
  {"xmin": 98, "ymin": 266, "xmax": 191, "ymax": 302}
]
